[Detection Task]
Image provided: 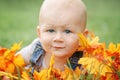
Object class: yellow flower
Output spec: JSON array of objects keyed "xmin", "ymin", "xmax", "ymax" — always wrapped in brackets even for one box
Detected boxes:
[
  {"xmin": 63, "ymin": 67, "xmax": 73, "ymax": 80},
  {"xmin": 78, "ymin": 33, "xmax": 89, "ymax": 51},
  {"xmin": 47, "ymin": 54, "xmax": 54, "ymax": 79},
  {"xmin": 74, "ymin": 67, "xmax": 81, "ymax": 78},
  {"xmin": 22, "ymin": 71, "xmax": 31, "ymax": 80},
  {"xmin": 33, "ymin": 70, "xmax": 48, "ymax": 80},
  {"xmin": 13, "ymin": 54, "xmax": 25, "ymax": 67},
  {"xmin": 107, "ymin": 43, "xmax": 120, "ymax": 55},
  {"xmin": 78, "ymin": 57, "xmax": 112, "ymax": 76},
  {"xmin": 10, "ymin": 42, "xmax": 22, "ymax": 51}
]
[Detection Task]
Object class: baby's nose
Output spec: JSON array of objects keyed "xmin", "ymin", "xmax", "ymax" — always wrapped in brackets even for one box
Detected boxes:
[{"xmin": 53, "ymin": 32, "xmax": 64, "ymax": 42}]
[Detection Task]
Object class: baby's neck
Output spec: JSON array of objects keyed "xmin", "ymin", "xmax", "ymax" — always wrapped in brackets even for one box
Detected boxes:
[
  {"xmin": 44, "ymin": 53, "xmax": 67, "ymax": 71},
  {"xmin": 54, "ymin": 57, "xmax": 67, "ymax": 71}
]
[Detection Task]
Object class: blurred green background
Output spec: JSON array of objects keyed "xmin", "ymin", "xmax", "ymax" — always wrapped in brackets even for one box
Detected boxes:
[{"xmin": 0, "ymin": 0, "xmax": 120, "ymax": 48}]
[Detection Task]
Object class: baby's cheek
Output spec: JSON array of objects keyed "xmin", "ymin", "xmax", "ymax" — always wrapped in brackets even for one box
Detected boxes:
[
  {"xmin": 41, "ymin": 42, "xmax": 50, "ymax": 53},
  {"xmin": 40, "ymin": 38, "xmax": 50, "ymax": 49},
  {"xmin": 69, "ymin": 36, "xmax": 79, "ymax": 44},
  {"xmin": 69, "ymin": 39, "xmax": 79, "ymax": 49}
]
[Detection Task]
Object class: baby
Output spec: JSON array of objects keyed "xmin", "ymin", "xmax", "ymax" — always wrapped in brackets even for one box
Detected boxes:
[{"xmin": 17, "ymin": 0, "xmax": 87, "ymax": 72}]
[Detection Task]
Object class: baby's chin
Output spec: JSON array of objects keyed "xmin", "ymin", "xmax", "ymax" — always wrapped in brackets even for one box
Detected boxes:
[{"xmin": 52, "ymin": 51, "xmax": 73, "ymax": 59}]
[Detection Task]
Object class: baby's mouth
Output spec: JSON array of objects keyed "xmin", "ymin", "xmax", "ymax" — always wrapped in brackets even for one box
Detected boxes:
[{"xmin": 52, "ymin": 45, "xmax": 65, "ymax": 49}]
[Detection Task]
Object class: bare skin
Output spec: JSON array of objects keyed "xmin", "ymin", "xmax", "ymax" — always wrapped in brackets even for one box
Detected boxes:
[{"xmin": 37, "ymin": 0, "xmax": 87, "ymax": 70}]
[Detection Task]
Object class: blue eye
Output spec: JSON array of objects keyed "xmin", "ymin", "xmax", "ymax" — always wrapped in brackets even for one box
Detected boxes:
[
  {"xmin": 47, "ymin": 29, "xmax": 55, "ymax": 33},
  {"xmin": 64, "ymin": 30, "xmax": 71, "ymax": 34}
]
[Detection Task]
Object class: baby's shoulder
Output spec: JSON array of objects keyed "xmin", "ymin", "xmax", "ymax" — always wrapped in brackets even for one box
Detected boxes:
[
  {"xmin": 30, "ymin": 39, "xmax": 45, "ymax": 68},
  {"xmin": 17, "ymin": 38, "xmax": 41, "ymax": 64}
]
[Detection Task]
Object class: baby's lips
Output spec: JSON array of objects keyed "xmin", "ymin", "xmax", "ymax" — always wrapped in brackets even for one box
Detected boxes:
[{"xmin": 52, "ymin": 45, "xmax": 65, "ymax": 49}]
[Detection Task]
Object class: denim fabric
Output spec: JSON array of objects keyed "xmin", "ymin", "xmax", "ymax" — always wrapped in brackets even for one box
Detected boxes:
[
  {"xmin": 69, "ymin": 51, "xmax": 83, "ymax": 70},
  {"xmin": 30, "ymin": 41, "xmax": 45, "ymax": 72}
]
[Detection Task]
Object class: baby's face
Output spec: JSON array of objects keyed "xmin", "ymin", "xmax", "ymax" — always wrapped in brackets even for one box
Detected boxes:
[
  {"xmin": 38, "ymin": 24, "xmax": 80, "ymax": 58},
  {"xmin": 38, "ymin": 0, "xmax": 86, "ymax": 58},
  {"xmin": 38, "ymin": 15, "xmax": 85, "ymax": 58}
]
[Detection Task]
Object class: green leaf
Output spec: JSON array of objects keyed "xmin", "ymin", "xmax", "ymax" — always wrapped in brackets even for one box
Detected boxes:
[
  {"xmin": 117, "ymin": 71, "xmax": 120, "ymax": 78},
  {"xmin": 79, "ymin": 74, "xmax": 85, "ymax": 80},
  {"xmin": 67, "ymin": 59, "xmax": 72, "ymax": 69},
  {"xmin": 86, "ymin": 74, "xmax": 94, "ymax": 80},
  {"xmin": 16, "ymin": 66, "xmax": 21, "ymax": 80},
  {"xmin": 111, "ymin": 56, "xmax": 115, "ymax": 60}
]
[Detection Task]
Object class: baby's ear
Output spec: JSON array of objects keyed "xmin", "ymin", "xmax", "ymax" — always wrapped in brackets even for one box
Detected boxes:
[
  {"xmin": 36, "ymin": 25, "xmax": 40, "ymax": 37},
  {"xmin": 83, "ymin": 28, "xmax": 89, "ymax": 37}
]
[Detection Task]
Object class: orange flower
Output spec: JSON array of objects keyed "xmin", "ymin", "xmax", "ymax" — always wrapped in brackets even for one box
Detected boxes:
[
  {"xmin": 78, "ymin": 33, "xmax": 104, "ymax": 57},
  {"xmin": 33, "ymin": 69, "xmax": 48, "ymax": 80},
  {"xmin": 106, "ymin": 43, "xmax": 120, "ymax": 56},
  {"xmin": 78, "ymin": 33, "xmax": 89, "ymax": 51},
  {"xmin": 63, "ymin": 67, "xmax": 73, "ymax": 80},
  {"xmin": 78, "ymin": 32, "xmax": 120, "ymax": 79},
  {"xmin": 106, "ymin": 43, "xmax": 120, "ymax": 71},
  {"xmin": 0, "ymin": 57, "xmax": 7, "ymax": 71},
  {"xmin": 6, "ymin": 62, "xmax": 15, "ymax": 73},
  {"xmin": 59, "ymin": 66, "xmax": 82, "ymax": 80},
  {"xmin": 0, "ymin": 42, "xmax": 25, "ymax": 73},
  {"xmin": 0, "ymin": 48, "xmax": 7, "ymax": 56},
  {"xmin": 33, "ymin": 54, "xmax": 64, "ymax": 80}
]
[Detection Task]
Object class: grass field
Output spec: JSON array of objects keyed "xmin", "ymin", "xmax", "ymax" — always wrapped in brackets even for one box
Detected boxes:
[{"xmin": 0, "ymin": 0, "xmax": 120, "ymax": 48}]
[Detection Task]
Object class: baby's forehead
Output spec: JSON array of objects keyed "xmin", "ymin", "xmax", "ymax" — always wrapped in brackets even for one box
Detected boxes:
[
  {"xmin": 41, "ymin": 0, "xmax": 85, "ymax": 12},
  {"xmin": 40, "ymin": 0, "xmax": 86, "ymax": 22},
  {"xmin": 39, "ymin": 0, "xmax": 86, "ymax": 32}
]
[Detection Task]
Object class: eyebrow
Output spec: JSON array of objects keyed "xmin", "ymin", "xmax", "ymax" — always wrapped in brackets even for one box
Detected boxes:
[{"xmin": 40, "ymin": 24, "xmax": 75, "ymax": 29}]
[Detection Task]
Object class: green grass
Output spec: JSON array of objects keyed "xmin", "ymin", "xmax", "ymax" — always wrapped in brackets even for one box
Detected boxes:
[
  {"xmin": 0, "ymin": 0, "xmax": 43, "ymax": 48},
  {"xmin": 0, "ymin": 0, "xmax": 120, "ymax": 48},
  {"xmin": 84, "ymin": 0, "xmax": 120, "ymax": 45}
]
